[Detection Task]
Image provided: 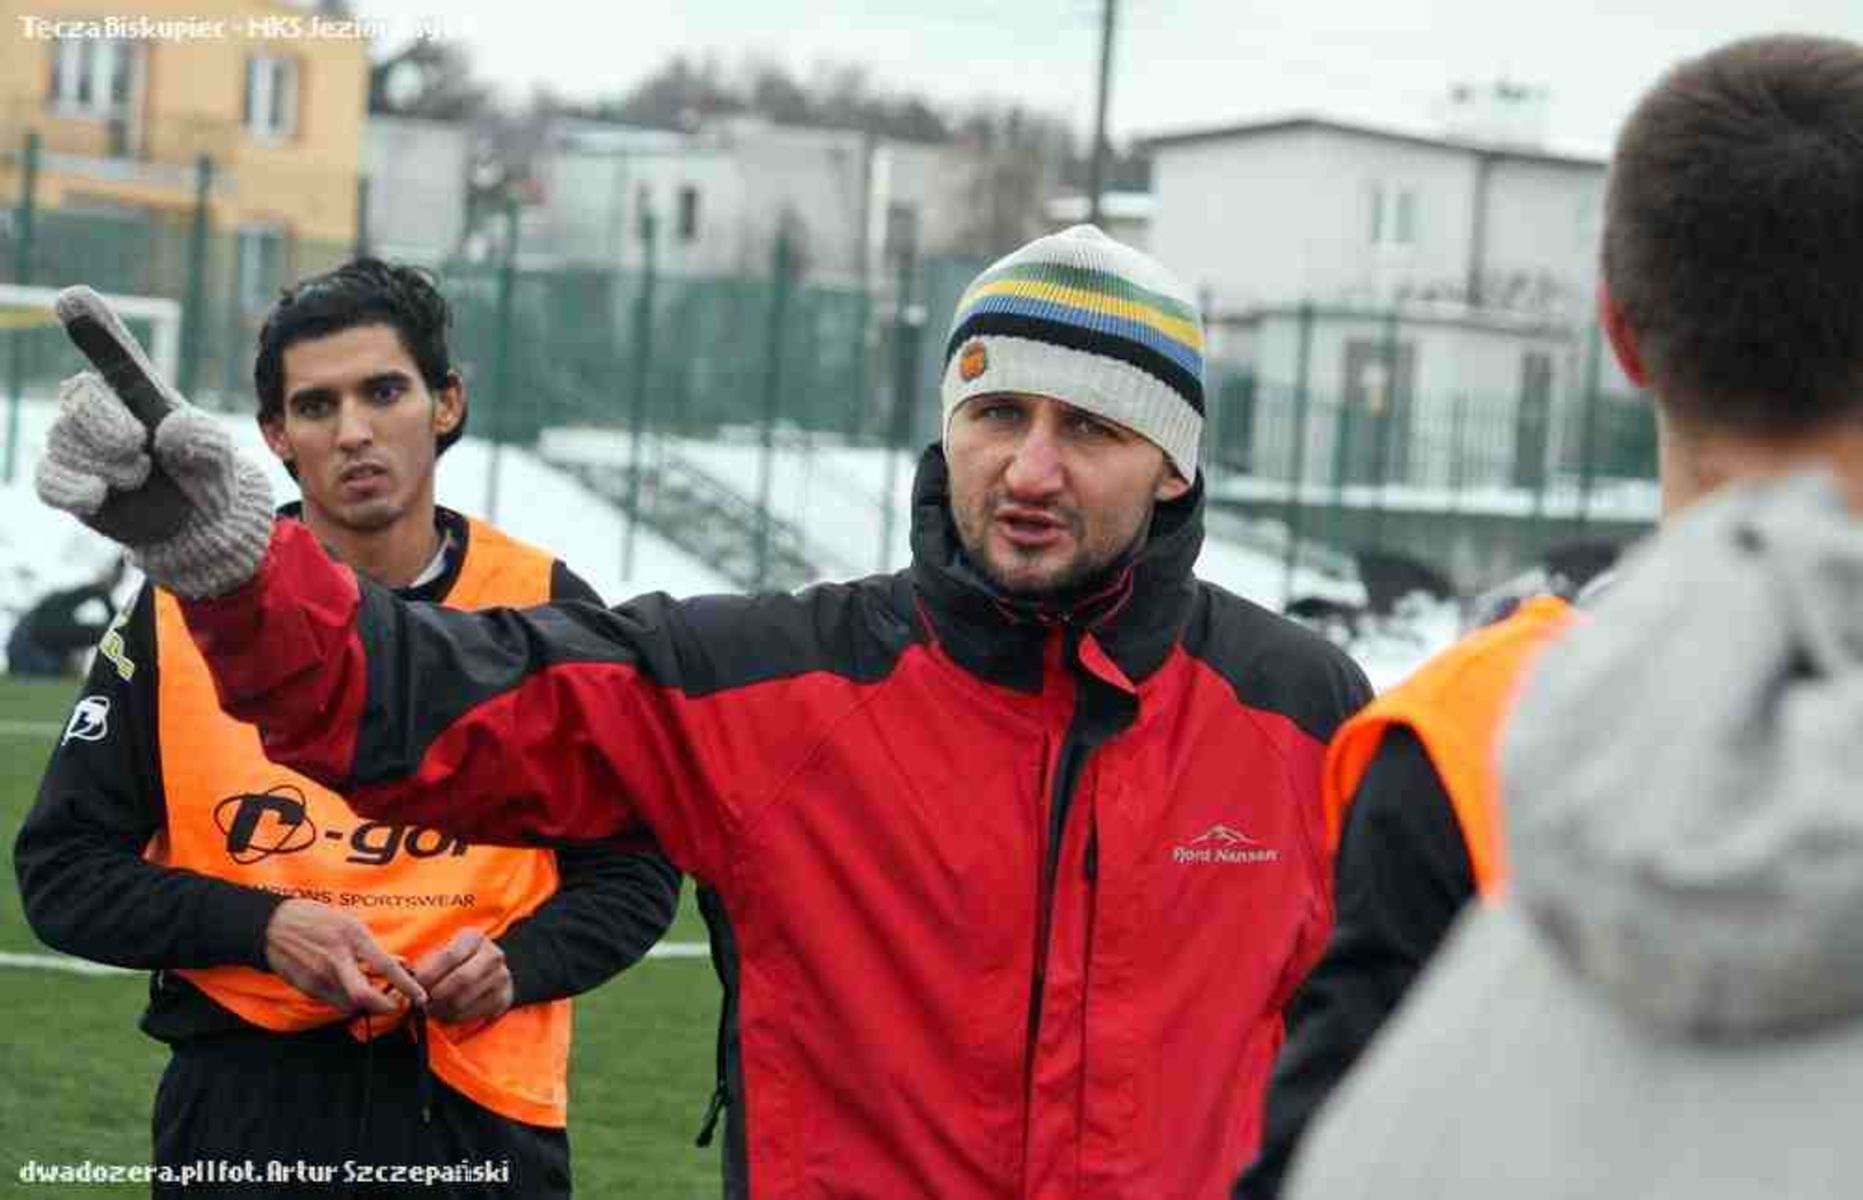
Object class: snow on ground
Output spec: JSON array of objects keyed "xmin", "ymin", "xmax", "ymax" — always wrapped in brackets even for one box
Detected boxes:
[
  {"xmin": 433, "ymin": 439, "xmax": 733, "ymax": 602},
  {"xmin": 1344, "ymin": 597, "xmax": 1466, "ymax": 692},
  {"xmin": 0, "ymin": 476, "xmax": 128, "ymax": 631},
  {"xmin": 0, "ymin": 397, "xmax": 734, "ymax": 657},
  {"xmin": 1211, "ymin": 473, "xmax": 1662, "ymax": 522},
  {"xmin": 539, "ymin": 427, "xmax": 1375, "ymax": 612},
  {"xmin": 3, "ymin": 399, "xmax": 1455, "ymax": 687},
  {"xmin": 538, "ymin": 427, "xmax": 1454, "ymax": 688}
]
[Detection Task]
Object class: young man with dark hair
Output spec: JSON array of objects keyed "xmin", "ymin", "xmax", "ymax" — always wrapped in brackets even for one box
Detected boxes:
[
  {"xmin": 18, "ymin": 258, "xmax": 680, "ymax": 1196},
  {"xmin": 1237, "ymin": 34, "xmax": 1863, "ymax": 1199},
  {"xmin": 36, "ymin": 226, "xmax": 1370, "ymax": 1197},
  {"xmin": 254, "ymin": 256, "xmax": 468, "ymax": 463}
]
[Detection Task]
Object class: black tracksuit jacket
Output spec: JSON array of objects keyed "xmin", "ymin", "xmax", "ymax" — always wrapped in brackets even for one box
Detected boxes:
[{"xmin": 14, "ymin": 509, "xmax": 681, "ymax": 1196}]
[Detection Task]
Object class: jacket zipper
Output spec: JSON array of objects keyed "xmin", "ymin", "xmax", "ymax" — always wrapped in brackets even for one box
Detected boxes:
[{"xmin": 1024, "ymin": 625, "xmax": 1094, "ymax": 1094}]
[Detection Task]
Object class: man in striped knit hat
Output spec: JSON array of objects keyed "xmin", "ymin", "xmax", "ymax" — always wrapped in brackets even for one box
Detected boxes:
[
  {"xmin": 38, "ymin": 224, "xmax": 1368, "ymax": 1197},
  {"xmin": 939, "ymin": 225, "xmax": 1207, "ymax": 595}
]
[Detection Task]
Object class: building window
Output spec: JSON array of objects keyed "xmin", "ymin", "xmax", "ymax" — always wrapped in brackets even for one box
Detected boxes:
[
  {"xmin": 884, "ymin": 202, "xmax": 918, "ymax": 263},
  {"xmin": 631, "ymin": 183, "xmax": 657, "ymax": 246},
  {"xmin": 1367, "ymin": 183, "xmax": 1417, "ymax": 247},
  {"xmin": 1340, "ymin": 338, "xmax": 1416, "ymax": 485},
  {"xmin": 1393, "ymin": 189, "xmax": 1416, "ymax": 245},
  {"xmin": 1514, "ymin": 351, "xmax": 1553, "ymax": 489},
  {"xmin": 48, "ymin": 38, "xmax": 140, "ymax": 119},
  {"xmin": 236, "ymin": 226, "xmax": 288, "ymax": 313},
  {"xmin": 244, "ymin": 55, "xmax": 299, "ymax": 141},
  {"xmin": 1575, "ymin": 194, "xmax": 1601, "ymax": 243},
  {"xmin": 677, "ymin": 185, "xmax": 700, "ymax": 242}
]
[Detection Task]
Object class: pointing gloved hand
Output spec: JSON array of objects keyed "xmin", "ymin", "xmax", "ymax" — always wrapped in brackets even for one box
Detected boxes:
[{"xmin": 34, "ymin": 286, "xmax": 274, "ymax": 599}]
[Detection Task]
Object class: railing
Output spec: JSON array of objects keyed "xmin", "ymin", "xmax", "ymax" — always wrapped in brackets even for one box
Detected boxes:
[
  {"xmin": 548, "ymin": 445, "xmax": 832, "ymax": 592},
  {"xmin": 0, "ymin": 149, "xmax": 1664, "ymax": 596}
]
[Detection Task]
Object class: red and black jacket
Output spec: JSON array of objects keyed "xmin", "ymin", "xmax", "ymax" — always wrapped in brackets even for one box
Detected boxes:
[{"xmin": 182, "ymin": 448, "xmax": 1371, "ymax": 1199}]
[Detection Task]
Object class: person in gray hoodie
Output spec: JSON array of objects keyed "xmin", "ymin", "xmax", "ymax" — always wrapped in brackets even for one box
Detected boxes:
[{"xmin": 1285, "ymin": 32, "xmax": 1863, "ymax": 1199}]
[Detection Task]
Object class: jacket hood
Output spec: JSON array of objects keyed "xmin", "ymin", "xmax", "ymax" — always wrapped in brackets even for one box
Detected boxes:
[
  {"xmin": 1502, "ymin": 471, "xmax": 1863, "ymax": 1039},
  {"xmin": 905, "ymin": 443, "xmax": 1202, "ymax": 690}
]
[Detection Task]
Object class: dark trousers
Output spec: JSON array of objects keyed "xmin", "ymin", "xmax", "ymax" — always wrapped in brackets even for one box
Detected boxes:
[{"xmin": 152, "ymin": 1024, "xmax": 570, "ymax": 1197}]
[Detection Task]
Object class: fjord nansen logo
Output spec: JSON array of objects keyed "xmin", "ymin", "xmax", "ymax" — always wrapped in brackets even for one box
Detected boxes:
[{"xmin": 1173, "ymin": 824, "xmax": 1280, "ymax": 865}]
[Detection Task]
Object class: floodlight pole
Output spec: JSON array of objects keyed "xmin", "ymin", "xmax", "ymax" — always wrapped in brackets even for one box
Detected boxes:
[
  {"xmin": 486, "ymin": 198, "xmax": 519, "ymax": 523},
  {"xmin": 622, "ymin": 205, "xmax": 658, "ymax": 581},
  {"xmin": 1086, "ymin": 0, "xmax": 1118, "ymax": 226},
  {"xmin": 3, "ymin": 132, "xmax": 39, "ymax": 485}
]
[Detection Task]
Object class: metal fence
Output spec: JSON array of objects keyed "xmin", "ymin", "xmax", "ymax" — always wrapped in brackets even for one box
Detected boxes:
[
  {"xmin": 1, "ymin": 130, "xmax": 1660, "ymax": 595},
  {"xmin": 1195, "ymin": 302, "xmax": 1658, "ymax": 601},
  {"xmin": 0, "ymin": 134, "xmax": 893, "ymax": 442}
]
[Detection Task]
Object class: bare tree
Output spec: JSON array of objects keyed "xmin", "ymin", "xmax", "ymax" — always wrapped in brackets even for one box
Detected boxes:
[
  {"xmin": 951, "ymin": 104, "xmax": 1074, "ymax": 256},
  {"xmin": 369, "ymin": 39, "xmax": 491, "ymax": 121}
]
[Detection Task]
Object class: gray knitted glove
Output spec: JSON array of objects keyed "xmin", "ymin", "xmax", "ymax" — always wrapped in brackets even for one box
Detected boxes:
[{"xmin": 35, "ymin": 292, "xmax": 274, "ymax": 600}]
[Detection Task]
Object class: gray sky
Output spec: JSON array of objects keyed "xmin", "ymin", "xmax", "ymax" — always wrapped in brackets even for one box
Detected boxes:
[{"xmin": 353, "ymin": 0, "xmax": 1863, "ymax": 155}]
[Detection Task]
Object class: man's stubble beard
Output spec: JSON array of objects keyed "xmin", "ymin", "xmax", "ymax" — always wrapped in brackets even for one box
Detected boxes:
[{"xmin": 955, "ymin": 493, "xmax": 1156, "ymax": 604}]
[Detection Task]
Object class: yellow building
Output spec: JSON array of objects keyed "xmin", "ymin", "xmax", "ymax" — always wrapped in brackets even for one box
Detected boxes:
[{"xmin": 0, "ymin": 0, "xmax": 367, "ymax": 326}]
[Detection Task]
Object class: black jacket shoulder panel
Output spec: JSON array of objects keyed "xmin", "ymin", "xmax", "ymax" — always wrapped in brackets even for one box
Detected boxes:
[
  {"xmin": 647, "ymin": 573, "xmax": 923, "ymax": 699},
  {"xmin": 354, "ymin": 572, "xmax": 922, "ymax": 781},
  {"xmin": 1180, "ymin": 583, "xmax": 1373, "ymax": 744},
  {"xmin": 1235, "ymin": 727, "xmax": 1472, "ymax": 1199},
  {"xmin": 548, "ymin": 560, "xmax": 603, "ymax": 606}
]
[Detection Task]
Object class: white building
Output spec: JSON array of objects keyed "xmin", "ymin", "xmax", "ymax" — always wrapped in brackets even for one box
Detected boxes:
[
  {"xmin": 1044, "ymin": 191, "xmax": 1153, "ymax": 250},
  {"xmin": 362, "ymin": 116, "xmax": 472, "ymax": 265},
  {"xmin": 1142, "ymin": 109, "xmax": 1639, "ymax": 491},
  {"xmin": 537, "ymin": 117, "xmax": 989, "ymax": 290}
]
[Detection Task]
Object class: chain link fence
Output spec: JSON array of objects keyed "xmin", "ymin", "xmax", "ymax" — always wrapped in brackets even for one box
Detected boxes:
[{"xmin": 1, "ymin": 132, "xmax": 1658, "ymax": 595}]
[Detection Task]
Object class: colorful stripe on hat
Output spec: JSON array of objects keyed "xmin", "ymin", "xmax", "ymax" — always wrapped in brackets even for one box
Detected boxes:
[
  {"xmin": 945, "ymin": 259, "xmax": 1204, "ymax": 415},
  {"xmin": 959, "ymin": 261, "xmax": 1204, "ymax": 343},
  {"xmin": 956, "ymin": 287, "xmax": 1203, "ymax": 377},
  {"xmin": 941, "ymin": 225, "xmax": 1207, "ymax": 478}
]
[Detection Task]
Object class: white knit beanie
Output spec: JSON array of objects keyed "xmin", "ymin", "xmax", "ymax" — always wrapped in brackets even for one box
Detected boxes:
[{"xmin": 939, "ymin": 224, "xmax": 1204, "ymax": 479}]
